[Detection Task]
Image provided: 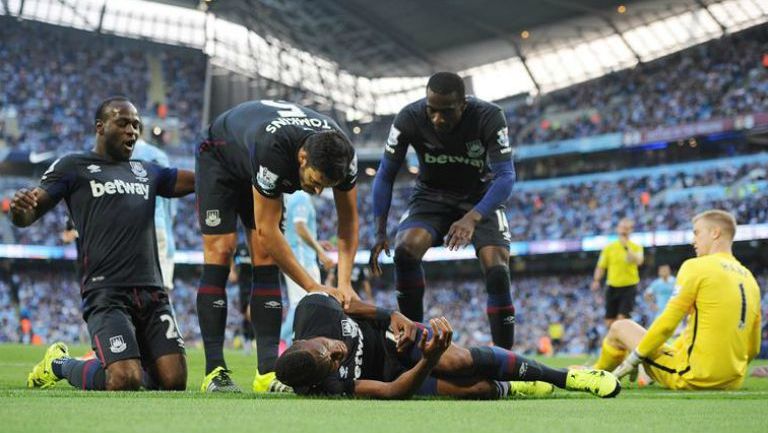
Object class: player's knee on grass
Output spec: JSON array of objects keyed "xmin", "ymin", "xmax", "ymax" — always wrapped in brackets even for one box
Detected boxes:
[
  {"xmin": 154, "ymin": 355, "xmax": 187, "ymax": 391},
  {"xmin": 106, "ymin": 360, "xmax": 143, "ymax": 391}
]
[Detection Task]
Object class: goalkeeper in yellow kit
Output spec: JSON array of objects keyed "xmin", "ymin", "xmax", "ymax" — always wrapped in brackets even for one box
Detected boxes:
[{"xmin": 593, "ymin": 210, "xmax": 761, "ymax": 390}]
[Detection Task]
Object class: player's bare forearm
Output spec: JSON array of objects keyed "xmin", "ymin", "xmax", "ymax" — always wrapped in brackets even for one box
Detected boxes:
[
  {"xmin": 593, "ymin": 267, "xmax": 605, "ymax": 282},
  {"xmin": 342, "ymin": 298, "xmax": 390, "ymax": 320},
  {"xmin": 258, "ymin": 227, "xmax": 317, "ymax": 290},
  {"xmin": 334, "ymin": 187, "xmax": 359, "ymax": 288},
  {"xmin": 254, "ymin": 188, "xmax": 315, "ymax": 290},
  {"xmin": 353, "ymin": 358, "xmax": 436, "ymax": 399},
  {"xmin": 171, "ymin": 169, "xmax": 195, "ymax": 197}
]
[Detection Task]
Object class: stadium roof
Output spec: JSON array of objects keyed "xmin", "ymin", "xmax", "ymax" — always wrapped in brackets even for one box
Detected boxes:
[
  {"xmin": 171, "ymin": 0, "xmax": 750, "ymax": 77},
  {"xmin": 5, "ymin": 0, "xmax": 767, "ymax": 117}
]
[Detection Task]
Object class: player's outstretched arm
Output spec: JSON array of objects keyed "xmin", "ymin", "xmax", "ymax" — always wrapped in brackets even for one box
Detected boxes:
[
  {"xmin": 253, "ymin": 187, "xmax": 351, "ymax": 307},
  {"xmin": 333, "ymin": 185, "xmax": 360, "ymax": 301},
  {"xmin": 352, "ymin": 318, "xmax": 452, "ymax": 399},
  {"xmin": 9, "ymin": 187, "xmax": 56, "ymax": 227},
  {"xmin": 170, "ymin": 169, "xmax": 195, "ymax": 197},
  {"xmin": 369, "ymin": 158, "xmax": 401, "ymax": 275}
]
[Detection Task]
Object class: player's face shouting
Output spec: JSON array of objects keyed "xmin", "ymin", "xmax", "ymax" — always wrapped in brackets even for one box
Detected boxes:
[
  {"xmin": 426, "ymin": 90, "xmax": 466, "ymax": 133},
  {"xmin": 99, "ymin": 102, "xmax": 141, "ymax": 161}
]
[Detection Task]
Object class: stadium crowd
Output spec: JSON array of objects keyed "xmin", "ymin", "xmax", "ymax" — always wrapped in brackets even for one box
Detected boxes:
[
  {"xmin": 2, "ymin": 20, "xmax": 767, "ymax": 156},
  {"xmin": 3, "ymin": 160, "xmax": 766, "ymax": 249},
  {"xmin": 0, "ymin": 19, "xmax": 204, "ymax": 155},
  {"xmin": 5, "ymin": 268, "xmax": 764, "ymax": 355}
]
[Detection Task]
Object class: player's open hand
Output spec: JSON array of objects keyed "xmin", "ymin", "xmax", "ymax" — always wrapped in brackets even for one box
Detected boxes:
[
  {"xmin": 419, "ymin": 317, "xmax": 453, "ymax": 363},
  {"xmin": 390, "ymin": 312, "xmax": 418, "ymax": 353},
  {"xmin": 319, "ymin": 284, "xmax": 355, "ymax": 309},
  {"xmin": 10, "ymin": 188, "xmax": 39, "ymax": 213},
  {"xmin": 339, "ymin": 284, "xmax": 361, "ymax": 303},
  {"xmin": 318, "ymin": 251, "xmax": 335, "ymax": 270},
  {"xmin": 369, "ymin": 233, "xmax": 390, "ymax": 276},
  {"xmin": 445, "ymin": 213, "xmax": 479, "ymax": 251}
]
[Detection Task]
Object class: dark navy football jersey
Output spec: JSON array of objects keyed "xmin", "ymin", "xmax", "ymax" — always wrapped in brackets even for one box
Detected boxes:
[
  {"xmin": 38, "ymin": 152, "xmax": 177, "ymax": 291},
  {"xmin": 292, "ymin": 293, "xmax": 388, "ymax": 395},
  {"xmin": 208, "ymin": 100, "xmax": 357, "ymax": 198},
  {"xmin": 384, "ymin": 97, "xmax": 511, "ymax": 200}
]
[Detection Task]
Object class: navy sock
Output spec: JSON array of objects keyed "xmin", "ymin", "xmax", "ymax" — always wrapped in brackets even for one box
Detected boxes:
[
  {"xmin": 394, "ymin": 255, "xmax": 426, "ymax": 322},
  {"xmin": 469, "ymin": 346, "xmax": 567, "ymax": 388},
  {"xmin": 52, "ymin": 358, "xmax": 107, "ymax": 390},
  {"xmin": 485, "ymin": 266, "xmax": 515, "ymax": 349},
  {"xmin": 197, "ymin": 264, "xmax": 230, "ymax": 374},
  {"xmin": 251, "ymin": 265, "xmax": 282, "ymax": 374}
]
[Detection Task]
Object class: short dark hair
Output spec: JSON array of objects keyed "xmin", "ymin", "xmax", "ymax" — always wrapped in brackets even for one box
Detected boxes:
[
  {"xmin": 94, "ymin": 96, "xmax": 132, "ymax": 124},
  {"xmin": 427, "ymin": 72, "xmax": 465, "ymax": 98},
  {"xmin": 274, "ymin": 342, "xmax": 326, "ymax": 388},
  {"xmin": 303, "ymin": 131, "xmax": 355, "ymax": 184}
]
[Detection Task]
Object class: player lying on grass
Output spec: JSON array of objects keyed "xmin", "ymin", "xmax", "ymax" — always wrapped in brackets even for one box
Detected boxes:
[
  {"xmin": 595, "ymin": 210, "xmax": 762, "ymax": 390},
  {"xmin": 275, "ymin": 292, "xmax": 621, "ymax": 399}
]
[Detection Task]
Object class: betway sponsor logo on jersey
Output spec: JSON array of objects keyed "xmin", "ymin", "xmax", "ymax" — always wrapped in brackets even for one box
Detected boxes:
[
  {"xmin": 265, "ymin": 117, "xmax": 333, "ymax": 134},
  {"xmin": 424, "ymin": 152, "xmax": 484, "ymax": 169},
  {"xmin": 90, "ymin": 179, "xmax": 150, "ymax": 199}
]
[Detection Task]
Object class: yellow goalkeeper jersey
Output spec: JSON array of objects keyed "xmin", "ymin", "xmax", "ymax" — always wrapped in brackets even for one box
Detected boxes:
[{"xmin": 637, "ymin": 252, "xmax": 762, "ymax": 390}]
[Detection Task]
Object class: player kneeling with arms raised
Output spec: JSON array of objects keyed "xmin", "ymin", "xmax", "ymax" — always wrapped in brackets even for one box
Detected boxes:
[
  {"xmin": 598, "ymin": 210, "xmax": 762, "ymax": 390},
  {"xmin": 16, "ymin": 97, "xmax": 195, "ymax": 391},
  {"xmin": 274, "ymin": 293, "xmax": 620, "ymax": 399}
]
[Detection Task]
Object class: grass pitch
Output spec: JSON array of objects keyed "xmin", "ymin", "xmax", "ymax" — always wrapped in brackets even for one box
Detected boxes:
[{"xmin": 1, "ymin": 344, "xmax": 766, "ymax": 433}]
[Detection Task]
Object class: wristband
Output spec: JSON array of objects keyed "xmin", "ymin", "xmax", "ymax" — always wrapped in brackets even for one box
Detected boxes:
[{"xmin": 374, "ymin": 307, "xmax": 393, "ymax": 322}]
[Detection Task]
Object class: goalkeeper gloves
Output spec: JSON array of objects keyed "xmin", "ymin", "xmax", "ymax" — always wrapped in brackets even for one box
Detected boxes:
[{"xmin": 612, "ymin": 350, "xmax": 642, "ymax": 380}]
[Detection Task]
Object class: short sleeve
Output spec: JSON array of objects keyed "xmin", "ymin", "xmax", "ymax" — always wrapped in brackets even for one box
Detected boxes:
[
  {"xmin": 147, "ymin": 162, "xmax": 178, "ymax": 198},
  {"xmin": 481, "ymin": 108, "xmax": 512, "ymax": 164},
  {"xmin": 596, "ymin": 248, "xmax": 608, "ymax": 269},
  {"xmin": 252, "ymin": 141, "xmax": 290, "ymax": 198},
  {"xmin": 333, "ymin": 153, "xmax": 358, "ymax": 192},
  {"xmin": 382, "ymin": 108, "xmax": 412, "ymax": 163},
  {"xmin": 39, "ymin": 156, "xmax": 77, "ymax": 203},
  {"xmin": 289, "ymin": 193, "xmax": 311, "ymax": 223}
]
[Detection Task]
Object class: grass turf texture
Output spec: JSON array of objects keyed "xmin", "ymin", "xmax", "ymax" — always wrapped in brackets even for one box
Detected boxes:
[{"xmin": 1, "ymin": 344, "xmax": 766, "ymax": 433}]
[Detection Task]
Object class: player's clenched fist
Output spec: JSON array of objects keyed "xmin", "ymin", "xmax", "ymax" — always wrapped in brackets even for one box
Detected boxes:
[{"xmin": 10, "ymin": 188, "xmax": 39, "ymax": 213}]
